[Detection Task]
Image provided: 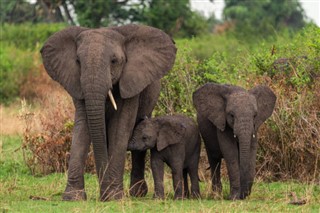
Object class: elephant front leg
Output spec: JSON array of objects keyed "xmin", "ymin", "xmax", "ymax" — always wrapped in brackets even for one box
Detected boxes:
[
  {"xmin": 129, "ymin": 150, "xmax": 148, "ymax": 197},
  {"xmin": 101, "ymin": 96, "xmax": 139, "ymax": 201},
  {"xmin": 217, "ymin": 130, "xmax": 241, "ymax": 200},
  {"xmin": 63, "ymin": 99, "xmax": 90, "ymax": 201},
  {"xmin": 151, "ymin": 152, "xmax": 165, "ymax": 199},
  {"xmin": 172, "ymin": 165, "xmax": 184, "ymax": 200}
]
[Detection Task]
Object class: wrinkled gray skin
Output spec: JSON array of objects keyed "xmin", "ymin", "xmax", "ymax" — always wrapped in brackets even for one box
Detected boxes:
[
  {"xmin": 40, "ymin": 24, "xmax": 176, "ymax": 201},
  {"xmin": 193, "ymin": 83, "xmax": 276, "ymax": 200},
  {"xmin": 128, "ymin": 115, "xmax": 201, "ymax": 200}
]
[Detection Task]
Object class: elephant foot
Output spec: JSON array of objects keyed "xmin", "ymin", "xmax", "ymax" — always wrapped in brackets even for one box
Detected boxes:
[
  {"xmin": 228, "ymin": 187, "xmax": 241, "ymax": 200},
  {"xmin": 100, "ymin": 188, "xmax": 124, "ymax": 201},
  {"xmin": 129, "ymin": 179, "xmax": 148, "ymax": 197},
  {"xmin": 62, "ymin": 187, "xmax": 87, "ymax": 201},
  {"xmin": 174, "ymin": 194, "xmax": 185, "ymax": 200},
  {"xmin": 191, "ymin": 191, "xmax": 201, "ymax": 199},
  {"xmin": 240, "ymin": 189, "xmax": 250, "ymax": 200},
  {"xmin": 212, "ymin": 183, "xmax": 222, "ymax": 193},
  {"xmin": 153, "ymin": 193, "xmax": 165, "ymax": 200}
]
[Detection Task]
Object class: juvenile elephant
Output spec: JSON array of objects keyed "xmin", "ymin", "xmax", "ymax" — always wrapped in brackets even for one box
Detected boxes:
[
  {"xmin": 127, "ymin": 115, "xmax": 201, "ymax": 199},
  {"xmin": 193, "ymin": 83, "xmax": 276, "ymax": 200},
  {"xmin": 40, "ymin": 24, "xmax": 176, "ymax": 201}
]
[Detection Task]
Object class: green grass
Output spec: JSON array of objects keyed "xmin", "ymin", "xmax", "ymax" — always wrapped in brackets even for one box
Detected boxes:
[{"xmin": 0, "ymin": 135, "xmax": 319, "ymax": 212}]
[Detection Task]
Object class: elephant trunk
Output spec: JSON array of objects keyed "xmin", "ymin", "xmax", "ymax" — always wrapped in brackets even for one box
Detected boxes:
[
  {"xmin": 81, "ymin": 58, "xmax": 113, "ymax": 195},
  {"xmin": 235, "ymin": 119, "xmax": 254, "ymax": 199},
  {"xmin": 85, "ymin": 94, "xmax": 109, "ymax": 188},
  {"xmin": 238, "ymin": 134, "xmax": 251, "ymax": 196}
]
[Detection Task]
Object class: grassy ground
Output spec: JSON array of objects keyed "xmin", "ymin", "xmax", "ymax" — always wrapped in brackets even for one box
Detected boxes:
[{"xmin": 1, "ymin": 135, "xmax": 319, "ymax": 213}]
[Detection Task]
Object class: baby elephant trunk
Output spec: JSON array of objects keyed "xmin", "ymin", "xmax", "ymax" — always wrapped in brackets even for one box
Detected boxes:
[{"xmin": 127, "ymin": 141, "xmax": 136, "ymax": 151}]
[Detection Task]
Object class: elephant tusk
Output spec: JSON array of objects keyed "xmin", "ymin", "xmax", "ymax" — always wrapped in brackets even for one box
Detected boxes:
[
  {"xmin": 108, "ymin": 90, "xmax": 117, "ymax": 111},
  {"xmin": 234, "ymin": 134, "xmax": 236, "ymax": 138},
  {"xmin": 253, "ymin": 134, "xmax": 255, "ymax": 138}
]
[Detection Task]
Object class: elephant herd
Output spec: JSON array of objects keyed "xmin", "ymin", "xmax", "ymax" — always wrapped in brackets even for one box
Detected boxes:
[{"xmin": 41, "ymin": 24, "xmax": 276, "ymax": 201}]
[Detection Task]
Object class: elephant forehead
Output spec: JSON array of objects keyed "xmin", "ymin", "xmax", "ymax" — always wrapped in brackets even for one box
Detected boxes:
[
  {"xmin": 77, "ymin": 30, "xmax": 124, "ymax": 45},
  {"xmin": 228, "ymin": 92, "xmax": 257, "ymax": 111}
]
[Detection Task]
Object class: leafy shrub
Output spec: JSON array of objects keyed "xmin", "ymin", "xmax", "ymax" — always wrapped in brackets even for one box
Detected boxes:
[
  {"xmin": 154, "ymin": 46, "xmax": 204, "ymax": 117},
  {"xmin": 0, "ymin": 23, "xmax": 66, "ymax": 104},
  {"xmin": 1, "ymin": 23, "xmax": 66, "ymax": 50},
  {"xmin": 0, "ymin": 44, "xmax": 34, "ymax": 104}
]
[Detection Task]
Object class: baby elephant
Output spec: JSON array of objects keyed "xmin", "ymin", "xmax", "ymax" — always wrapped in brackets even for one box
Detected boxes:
[{"xmin": 128, "ymin": 115, "xmax": 201, "ymax": 200}]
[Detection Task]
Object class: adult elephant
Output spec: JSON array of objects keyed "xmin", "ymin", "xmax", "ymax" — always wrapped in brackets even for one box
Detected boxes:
[
  {"xmin": 193, "ymin": 83, "xmax": 276, "ymax": 200},
  {"xmin": 40, "ymin": 24, "xmax": 176, "ymax": 201}
]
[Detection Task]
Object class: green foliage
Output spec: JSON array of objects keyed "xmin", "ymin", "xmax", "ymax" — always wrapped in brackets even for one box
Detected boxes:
[
  {"xmin": 72, "ymin": 0, "xmax": 121, "ymax": 27},
  {"xmin": 0, "ymin": 44, "xmax": 34, "ymax": 104},
  {"xmin": 154, "ymin": 46, "xmax": 203, "ymax": 117},
  {"xmin": 1, "ymin": 23, "xmax": 66, "ymax": 50},
  {"xmin": 139, "ymin": 0, "xmax": 208, "ymax": 37},
  {"xmin": 0, "ymin": 23, "xmax": 65, "ymax": 104},
  {"xmin": 250, "ymin": 25, "xmax": 320, "ymax": 87},
  {"xmin": 224, "ymin": 0, "xmax": 306, "ymax": 39},
  {"xmin": 0, "ymin": 0, "xmax": 34, "ymax": 23}
]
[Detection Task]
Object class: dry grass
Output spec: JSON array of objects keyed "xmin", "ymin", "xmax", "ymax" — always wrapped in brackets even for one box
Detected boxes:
[
  {"xmin": 251, "ymin": 75, "xmax": 320, "ymax": 182},
  {"xmin": 0, "ymin": 103, "xmax": 24, "ymax": 135}
]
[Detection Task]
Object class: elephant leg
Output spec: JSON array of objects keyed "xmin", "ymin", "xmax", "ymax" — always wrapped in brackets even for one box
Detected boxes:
[
  {"xmin": 129, "ymin": 150, "xmax": 148, "ymax": 197},
  {"xmin": 102, "ymin": 96, "xmax": 139, "ymax": 201},
  {"xmin": 171, "ymin": 164, "xmax": 184, "ymax": 200},
  {"xmin": 183, "ymin": 169, "xmax": 189, "ymax": 198},
  {"xmin": 198, "ymin": 117, "xmax": 222, "ymax": 195},
  {"xmin": 188, "ymin": 148, "xmax": 201, "ymax": 198},
  {"xmin": 189, "ymin": 167, "xmax": 200, "ymax": 199},
  {"xmin": 210, "ymin": 158, "xmax": 222, "ymax": 194},
  {"xmin": 217, "ymin": 130, "xmax": 241, "ymax": 200},
  {"xmin": 151, "ymin": 151, "xmax": 165, "ymax": 199},
  {"xmin": 63, "ymin": 99, "xmax": 90, "ymax": 201}
]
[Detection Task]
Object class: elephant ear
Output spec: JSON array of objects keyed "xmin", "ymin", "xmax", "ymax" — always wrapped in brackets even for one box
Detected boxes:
[
  {"xmin": 40, "ymin": 26, "xmax": 88, "ymax": 99},
  {"xmin": 193, "ymin": 83, "xmax": 234, "ymax": 131},
  {"xmin": 156, "ymin": 118, "xmax": 186, "ymax": 152},
  {"xmin": 111, "ymin": 24, "xmax": 177, "ymax": 99},
  {"xmin": 249, "ymin": 85, "xmax": 276, "ymax": 130}
]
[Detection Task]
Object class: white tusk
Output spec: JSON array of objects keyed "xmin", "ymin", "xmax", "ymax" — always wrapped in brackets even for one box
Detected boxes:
[
  {"xmin": 234, "ymin": 134, "xmax": 236, "ymax": 138},
  {"xmin": 108, "ymin": 90, "xmax": 117, "ymax": 111},
  {"xmin": 253, "ymin": 134, "xmax": 255, "ymax": 138}
]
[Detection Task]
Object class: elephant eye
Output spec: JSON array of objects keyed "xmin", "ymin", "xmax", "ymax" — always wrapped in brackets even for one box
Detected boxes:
[
  {"xmin": 111, "ymin": 56, "xmax": 118, "ymax": 64},
  {"xmin": 142, "ymin": 135, "xmax": 148, "ymax": 141}
]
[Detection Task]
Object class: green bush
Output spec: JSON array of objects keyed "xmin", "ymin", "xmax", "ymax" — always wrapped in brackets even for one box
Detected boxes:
[
  {"xmin": 154, "ymin": 46, "xmax": 204, "ymax": 117},
  {"xmin": 1, "ymin": 23, "xmax": 66, "ymax": 50},
  {"xmin": 0, "ymin": 44, "xmax": 34, "ymax": 104},
  {"xmin": 0, "ymin": 23, "xmax": 66, "ymax": 104}
]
